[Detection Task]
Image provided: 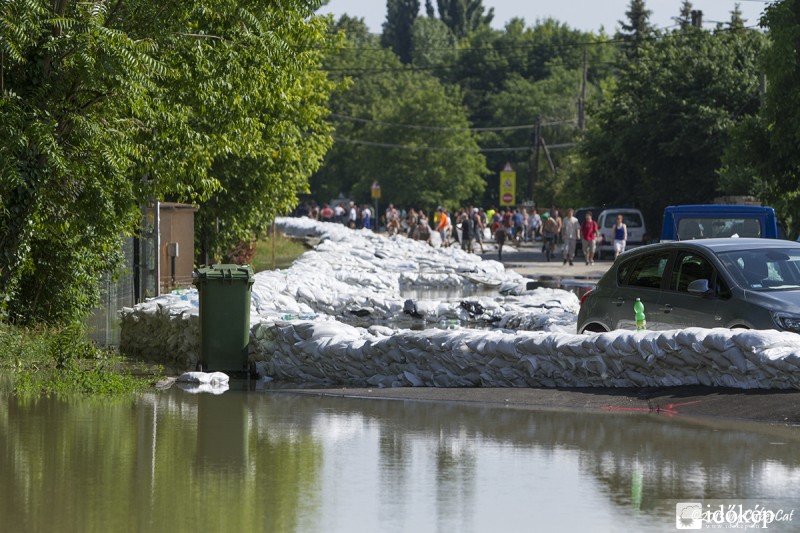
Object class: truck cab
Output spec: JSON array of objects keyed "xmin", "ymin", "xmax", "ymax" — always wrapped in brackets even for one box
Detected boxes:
[{"xmin": 660, "ymin": 205, "xmax": 783, "ymax": 242}]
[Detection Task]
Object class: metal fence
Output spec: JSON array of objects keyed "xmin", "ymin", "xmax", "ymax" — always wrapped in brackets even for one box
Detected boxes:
[{"xmin": 87, "ymin": 237, "xmax": 136, "ymax": 347}]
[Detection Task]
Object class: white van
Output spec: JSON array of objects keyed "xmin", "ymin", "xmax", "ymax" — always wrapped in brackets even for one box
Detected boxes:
[{"xmin": 596, "ymin": 208, "xmax": 647, "ymax": 259}]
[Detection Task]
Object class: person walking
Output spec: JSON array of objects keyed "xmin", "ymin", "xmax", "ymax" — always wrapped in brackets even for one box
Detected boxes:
[
  {"xmin": 361, "ymin": 204, "xmax": 372, "ymax": 230},
  {"xmin": 348, "ymin": 202, "xmax": 357, "ymax": 228},
  {"xmin": 436, "ymin": 206, "xmax": 451, "ymax": 246},
  {"xmin": 613, "ymin": 214, "xmax": 628, "ymax": 258},
  {"xmin": 560, "ymin": 208, "xmax": 580, "ymax": 266},
  {"xmin": 472, "ymin": 208, "xmax": 485, "ymax": 253},
  {"xmin": 512, "ymin": 208, "xmax": 525, "ymax": 246},
  {"xmin": 529, "ymin": 208, "xmax": 541, "ymax": 242},
  {"xmin": 320, "ymin": 203, "xmax": 334, "ymax": 222},
  {"xmin": 581, "ymin": 211, "xmax": 599, "ymax": 265},
  {"xmin": 457, "ymin": 208, "xmax": 473, "ymax": 252},
  {"xmin": 541, "ymin": 212, "xmax": 558, "ymax": 261},
  {"xmin": 494, "ymin": 220, "xmax": 507, "ymax": 261}
]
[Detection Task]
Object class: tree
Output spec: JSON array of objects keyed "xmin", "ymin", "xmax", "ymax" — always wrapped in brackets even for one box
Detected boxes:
[
  {"xmin": 433, "ymin": 0, "xmax": 494, "ymax": 39},
  {"xmin": 0, "ymin": 1, "xmax": 162, "ymax": 323},
  {"xmin": 617, "ymin": 0, "xmax": 654, "ymax": 59},
  {"xmin": 720, "ymin": 0, "xmax": 800, "ymax": 234},
  {"xmin": 316, "ymin": 26, "xmax": 487, "ymax": 211},
  {"xmin": 728, "ymin": 3, "xmax": 746, "ymax": 32},
  {"xmin": 382, "ymin": 0, "xmax": 420, "ymax": 64},
  {"xmin": 579, "ymin": 26, "xmax": 766, "ymax": 234},
  {"xmin": 410, "ymin": 16, "xmax": 457, "ymax": 69},
  {"xmin": 0, "ymin": 1, "xmax": 338, "ymax": 324},
  {"xmin": 675, "ymin": 1, "xmax": 693, "ymax": 28}
]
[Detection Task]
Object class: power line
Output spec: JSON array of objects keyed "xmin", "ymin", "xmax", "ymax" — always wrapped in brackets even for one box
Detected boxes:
[
  {"xmin": 329, "ymin": 113, "xmax": 575, "ymax": 132},
  {"xmin": 331, "ymin": 136, "xmax": 578, "ymax": 152}
]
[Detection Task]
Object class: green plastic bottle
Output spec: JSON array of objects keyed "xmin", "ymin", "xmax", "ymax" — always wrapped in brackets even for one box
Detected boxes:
[{"xmin": 634, "ymin": 298, "xmax": 646, "ymax": 331}]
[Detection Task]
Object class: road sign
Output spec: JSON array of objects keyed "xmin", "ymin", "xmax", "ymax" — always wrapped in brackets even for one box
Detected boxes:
[
  {"xmin": 371, "ymin": 181, "xmax": 381, "ymax": 199},
  {"xmin": 499, "ymin": 163, "xmax": 516, "ymax": 206}
]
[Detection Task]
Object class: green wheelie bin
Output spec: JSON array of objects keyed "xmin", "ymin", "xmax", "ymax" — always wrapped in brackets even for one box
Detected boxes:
[{"xmin": 193, "ymin": 264, "xmax": 255, "ymax": 373}]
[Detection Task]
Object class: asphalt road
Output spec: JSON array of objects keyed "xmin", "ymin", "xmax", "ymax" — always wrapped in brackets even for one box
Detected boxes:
[{"xmin": 478, "ymin": 238, "xmax": 611, "ymax": 280}]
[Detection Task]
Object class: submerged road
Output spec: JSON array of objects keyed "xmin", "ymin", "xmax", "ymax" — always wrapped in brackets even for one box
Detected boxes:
[
  {"xmin": 478, "ymin": 237, "xmax": 611, "ymax": 280},
  {"xmin": 289, "ymin": 239, "xmax": 800, "ymax": 426}
]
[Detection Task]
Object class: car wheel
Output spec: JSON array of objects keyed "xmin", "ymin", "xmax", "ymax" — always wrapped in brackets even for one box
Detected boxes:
[{"xmin": 581, "ymin": 323, "xmax": 609, "ymax": 334}]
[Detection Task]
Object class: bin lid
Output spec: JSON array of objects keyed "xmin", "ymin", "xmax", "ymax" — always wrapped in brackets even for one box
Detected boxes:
[{"xmin": 193, "ymin": 264, "xmax": 254, "ymax": 283}]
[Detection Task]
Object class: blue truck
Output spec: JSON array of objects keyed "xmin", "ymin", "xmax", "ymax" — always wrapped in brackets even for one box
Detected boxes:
[{"xmin": 660, "ymin": 204, "xmax": 785, "ymax": 241}]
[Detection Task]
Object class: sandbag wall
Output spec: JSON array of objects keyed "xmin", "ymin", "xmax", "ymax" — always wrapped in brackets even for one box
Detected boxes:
[{"xmin": 254, "ymin": 322, "xmax": 800, "ymax": 389}]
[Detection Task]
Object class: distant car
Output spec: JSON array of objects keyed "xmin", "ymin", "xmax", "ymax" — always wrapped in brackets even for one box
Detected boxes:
[
  {"xmin": 596, "ymin": 208, "xmax": 647, "ymax": 260},
  {"xmin": 577, "ymin": 238, "xmax": 800, "ymax": 333}
]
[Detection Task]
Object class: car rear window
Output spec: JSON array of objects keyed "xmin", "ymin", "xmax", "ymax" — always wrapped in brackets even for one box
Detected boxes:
[
  {"xmin": 603, "ymin": 212, "xmax": 643, "ymax": 228},
  {"xmin": 677, "ymin": 217, "xmax": 762, "ymax": 239},
  {"xmin": 624, "ymin": 251, "xmax": 671, "ymax": 289}
]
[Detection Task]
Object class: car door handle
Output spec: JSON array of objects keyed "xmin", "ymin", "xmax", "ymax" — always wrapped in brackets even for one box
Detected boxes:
[
  {"xmin": 661, "ymin": 304, "xmax": 673, "ymax": 313},
  {"xmin": 614, "ymin": 298, "xmax": 625, "ymax": 307}
]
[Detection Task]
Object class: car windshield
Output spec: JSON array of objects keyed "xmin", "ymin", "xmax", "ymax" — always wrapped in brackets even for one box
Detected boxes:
[
  {"xmin": 602, "ymin": 213, "xmax": 643, "ymax": 228},
  {"xmin": 717, "ymin": 248, "xmax": 800, "ymax": 290}
]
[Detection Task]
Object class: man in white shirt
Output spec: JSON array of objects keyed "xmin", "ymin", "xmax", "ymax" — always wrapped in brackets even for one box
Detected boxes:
[
  {"xmin": 561, "ymin": 208, "xmax": 581, "ymax": 266},
  {"xmin": 348, "ymin": 202, "xmax": 357, "ymax": 228},
  {"xmin": 362, "ymin": 205, "xmax": 372, "ymax": 229},
  {"xmin": 334, "ymin": 203, "xmax": 345, "ymax": 224}
]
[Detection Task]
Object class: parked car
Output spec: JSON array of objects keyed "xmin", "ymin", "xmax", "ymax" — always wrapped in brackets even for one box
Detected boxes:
[
  {"xmin": 577, "ymin": 238, "xmax": 800, "ymax": 333},
  {"xmin": 596, "ymin": 208, "xmax": 647, "ymax": 259},
  {"xmin": 660, "ymin": 204, "xmax": 784, "ymax": 241}
]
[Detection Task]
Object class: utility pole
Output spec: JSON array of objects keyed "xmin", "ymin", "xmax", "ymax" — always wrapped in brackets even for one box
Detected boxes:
[
  {"xmin": 530, "ymin": 116, "xmax": 541, "ymax": 202},
  {"xmin": 578, "ymin": 48, "xmax": 587, "ymax": 131}
]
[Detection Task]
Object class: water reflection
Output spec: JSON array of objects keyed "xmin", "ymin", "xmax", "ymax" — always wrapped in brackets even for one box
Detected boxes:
[{"xmin": 1, "ymin": 390, "xmax": 799, "ymax": 532}]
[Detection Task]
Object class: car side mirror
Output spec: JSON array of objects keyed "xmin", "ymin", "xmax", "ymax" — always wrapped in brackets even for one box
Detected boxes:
[{"xmin": 687, "ymin": 278, "xmax": 711, "ymax": 295}]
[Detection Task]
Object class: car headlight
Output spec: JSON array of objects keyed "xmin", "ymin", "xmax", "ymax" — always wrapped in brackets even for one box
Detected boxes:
[{"xmin": 773, "ymin": 313, "xmax": 800, "ymax": 333}]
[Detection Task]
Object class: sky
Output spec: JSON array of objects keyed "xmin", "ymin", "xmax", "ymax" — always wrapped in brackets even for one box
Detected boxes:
[{"xmin": 317, "ymin": 0, "xmax": 772, "ymax": 34}]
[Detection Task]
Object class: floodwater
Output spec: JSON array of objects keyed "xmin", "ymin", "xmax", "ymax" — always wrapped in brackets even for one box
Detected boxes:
[{"xmin": 2, "ymin": 386, "xmax": 800, "ymax": 533}]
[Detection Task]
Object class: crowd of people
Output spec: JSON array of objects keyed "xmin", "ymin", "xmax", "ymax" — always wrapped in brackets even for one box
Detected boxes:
[{"xmin": 294, "ymin": 200, "xmax": 627, "ymax": 264}]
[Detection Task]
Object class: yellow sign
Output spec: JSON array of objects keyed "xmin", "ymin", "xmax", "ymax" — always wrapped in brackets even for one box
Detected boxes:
[
  {"xmin": 371, "ymin": 181, "xmax": 381, "ymax": 199},
  {"xmin": 499, "ymin": 163, "xmax": 516, "ymax": 206}
]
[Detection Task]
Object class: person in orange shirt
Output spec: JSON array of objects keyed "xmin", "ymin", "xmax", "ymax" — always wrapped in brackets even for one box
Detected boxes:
[{"xmin": 436, "ymin": 206, "xmax": 450, "ymax": 246}]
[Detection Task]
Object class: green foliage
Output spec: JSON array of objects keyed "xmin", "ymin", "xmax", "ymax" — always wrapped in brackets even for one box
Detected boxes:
[
  {"xmin": 579, "ymin": 25, "xmax": 767, "ymax": 233},
  {"xmin": 250, "ymin": 233, "xmax": 309, "ymax": 272},
  {"xmin": 0, "ymin": 322, "xmax": 152, "ymax": 396},
  {"xmin": 382, "ymin": 0, "xmax": 420, "ymax": 63},
  {"xmin": 317, "ymin": 24, "xmax": 487, "ymax": 211},
  {"xmin": 721, "ymin": 0, "xmax": 800, "ymax": 235},
  {"xmin": 0, "ymin": 0, "xmax": 152, "ymax": 324},
  {"xmin": 411, "ymin": 15, "xmax": 457, "ymax": 68},
  {"xmin": 617, "ymin": 0, "xmax": 654, "ymax": 59},
  {"xmin": 432, "ymin": 0, "xmax": 494, "ymax": 39},
  {"xmin": 0, "ymin": 1, "xmax": 339, "ymax": 322}
]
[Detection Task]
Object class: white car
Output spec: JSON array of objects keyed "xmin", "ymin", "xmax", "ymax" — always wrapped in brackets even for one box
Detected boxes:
[{"xmin": 596, "ymin": 208, "xmax": 647, "ymax": 259}]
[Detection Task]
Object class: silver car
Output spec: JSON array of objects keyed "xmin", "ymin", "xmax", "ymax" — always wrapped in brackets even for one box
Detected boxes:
[{"xmin": 577, "ymin": 238, "xmax": 800, "ymax": 333}]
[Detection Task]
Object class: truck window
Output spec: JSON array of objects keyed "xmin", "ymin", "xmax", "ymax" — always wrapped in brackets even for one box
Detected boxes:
[{"xmin": 677, "ymin": 217, "xmax": 761, "ymax": 239}]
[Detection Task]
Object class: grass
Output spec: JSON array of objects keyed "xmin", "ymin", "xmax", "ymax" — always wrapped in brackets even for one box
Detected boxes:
[
  {"xmin": 250, "ymin": 232, "xmax": 309, "ymax": 272},
  {"xmin": 0, "ymin": 234, "xmax": 307, "ymax": 397},
  {"xmin": 0, "ymin": 322, "xmax": 160, "ymax": 396}
]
